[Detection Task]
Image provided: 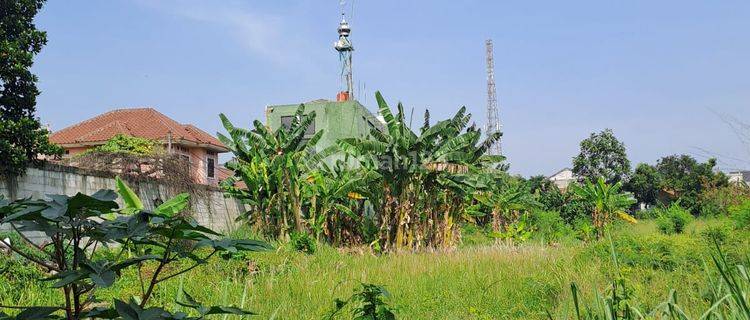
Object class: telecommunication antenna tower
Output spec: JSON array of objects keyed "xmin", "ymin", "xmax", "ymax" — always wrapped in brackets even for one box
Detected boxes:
[
  {"xmin": 485, "ymin": 39, "xmax": 502, "ymax": 155},
  {"xmin": 334, "ymin": 2, "xmax": 354, "ymax": 101}
]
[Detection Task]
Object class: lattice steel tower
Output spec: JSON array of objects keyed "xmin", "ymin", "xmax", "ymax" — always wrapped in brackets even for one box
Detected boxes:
[
  {"xmin": 485, "ymin": 39, "xmax": 502, "ymax": 156},
  {"xmin": 334, "ymin": 10, "xmax": 354, "ymax": 101}
]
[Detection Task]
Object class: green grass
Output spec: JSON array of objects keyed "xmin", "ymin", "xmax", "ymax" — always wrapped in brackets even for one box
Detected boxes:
[{"xmin": 2, "ymin": 219, "xmax": 749, "ymax": 319}]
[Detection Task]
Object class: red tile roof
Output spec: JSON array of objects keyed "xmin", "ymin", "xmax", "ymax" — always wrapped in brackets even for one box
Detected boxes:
[{"xmin": 49, "ymin": 108, "xmax": 227, "ymax": 151}]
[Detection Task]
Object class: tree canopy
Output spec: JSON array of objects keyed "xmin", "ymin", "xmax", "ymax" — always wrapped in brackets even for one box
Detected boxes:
[
  {"xmin": 655, "ymin": 154, "xmax": 727, "ymax": 212},
  {"xmin": 0, "ymin": 0, "xmax": 61, "ymax": 176},
  {"xmin": 572, "ymin": 129, "xmax": 631, "ymax": 184},
  {"xmin": 625, "ymin": 163, "xmax": 662, "ymax": 206}
]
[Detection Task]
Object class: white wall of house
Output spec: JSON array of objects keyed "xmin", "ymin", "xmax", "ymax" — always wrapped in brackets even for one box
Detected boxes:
[{"xmin": 549, "ymin": 168, "xmax": 576, "ymax": 190}]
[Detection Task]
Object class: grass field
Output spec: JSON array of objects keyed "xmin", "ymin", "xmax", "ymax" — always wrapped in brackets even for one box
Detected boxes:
[{"xmin": 2, "ymin": 218, "xmax": 749, "ymax": 319}]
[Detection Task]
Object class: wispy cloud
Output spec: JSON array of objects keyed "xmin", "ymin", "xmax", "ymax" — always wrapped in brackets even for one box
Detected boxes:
[{"xmin": 133, "ymin": 0, "xmax": 296, "ymax": 64}]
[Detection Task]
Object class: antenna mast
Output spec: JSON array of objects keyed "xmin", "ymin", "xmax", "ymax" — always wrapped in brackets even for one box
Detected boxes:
[
  {"xmin": 485, "ymin": 39, "xmax": 502, "ymax": 156},
  {"xmin": 334, "ymin": 1, "xmax": 354, "ymax": 101}
]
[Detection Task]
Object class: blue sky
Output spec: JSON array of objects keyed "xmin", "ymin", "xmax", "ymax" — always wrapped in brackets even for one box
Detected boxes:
[{"xmin": 33, "ymin": 0, "xmax": 750, "ymax": 176}]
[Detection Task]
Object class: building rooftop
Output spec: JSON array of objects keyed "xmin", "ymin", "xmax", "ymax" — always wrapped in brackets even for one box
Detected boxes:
[{"xmin": 49, "ymin": 108, "xmax": 227, "ymax": 151}]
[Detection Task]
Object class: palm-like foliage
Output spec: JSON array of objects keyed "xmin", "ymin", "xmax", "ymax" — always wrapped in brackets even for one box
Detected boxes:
[
  {"xmin": 570, "ymin": 177, "xmax": 637, "ymax": 238},
  {"xmin": 304, "ymin": 160, "xmax": 378, "ymax": 245},
  {"xmin": 339, "ymin": 91, "xmax": 505, "ymax": 250},
  {"xmin": 474, "ymin": 179, "xmax": 540, "ymax": 233},
  {"xmin": 218, "ymin": 105, "xmax": 321, "ymax": 238}
]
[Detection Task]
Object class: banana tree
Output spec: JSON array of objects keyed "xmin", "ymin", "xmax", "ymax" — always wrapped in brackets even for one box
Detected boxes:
[
  {"xmin": 570, "ymin": 177, "xmax": 637, "ymax": 238},
  {"xmin": 474, "ymin": 179, "xmax": 540, "ymax": 233},
  {"xmin": 219, "ymin": 105, "xmax": 321, "ymax": 239},
  {"xmin": 338, "ymin": 91, "xmax": 505, "ymax": 250},
  {"xmin": 304, "ymin": 160, "xmax": 378, "ymax": 245}
]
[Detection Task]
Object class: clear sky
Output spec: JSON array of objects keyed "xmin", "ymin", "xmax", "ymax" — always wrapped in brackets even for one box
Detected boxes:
[{"xmin": 33, "ymin": 0, "xmax": 750, "ymax": 176}]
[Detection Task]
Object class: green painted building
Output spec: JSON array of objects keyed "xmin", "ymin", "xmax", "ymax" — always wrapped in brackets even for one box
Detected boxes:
[{"xmin": 265, "ymin": 99, "xmax": 384, "ymax": 155}]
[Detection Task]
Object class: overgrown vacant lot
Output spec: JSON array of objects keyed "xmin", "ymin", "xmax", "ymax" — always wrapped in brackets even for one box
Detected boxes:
[{"xmin": 2, "ymin": 219, "xmax": 748, "ymax": 319}]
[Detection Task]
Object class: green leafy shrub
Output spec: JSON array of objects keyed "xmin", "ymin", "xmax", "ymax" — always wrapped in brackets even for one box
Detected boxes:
[
  {"xmin": 573, "ymin": 218, "xmax": 596, "ymax": 242},
  {"xmin": 698, "ymin": 200, "xmax": 723, "ymax": 217},
  {"xmin": 459, "ymin": 224, "xmax": 493, "ymax": 247},
  {"xmin": 84, "ymin": 134, "xmax": 159, "ymax": 156},
  {"xmin": 492, "ymin": 219, "xmax": 533, "ymax": 244},
  {"xmin": 588, "ymin": 233, "xmax": 702, "ymax": 271},
  {"xmin": 729, "ymin": 199, "xmax": 750, "ymax": 230},
  {"xmin": 698, "ymin": 184, "xmax": 750, "ymax": 216},
  {"xmin": 0, "ymin": 177, "xmax": 271, "ymax": 319},
  {"xmin": 633, "ymin": 207, "xmax": 659, "ymax": 219},
  {"xmin": 290, "ymin": 231, "xmax": 317, "ymax": 254},
  {"xmin": 328, "ymin": 283, "xmax": 396, "ymax": 319},
  {"xmin": 529, "ymin": 210, "xmax": 572, "ymax": 243},
  {"xmin": 655, "ymin": 204, "xmax": 693, "ymax": 234},
  {"xmin": 700, "ymin": 223, "xmax": 730, "ymax": 244}
]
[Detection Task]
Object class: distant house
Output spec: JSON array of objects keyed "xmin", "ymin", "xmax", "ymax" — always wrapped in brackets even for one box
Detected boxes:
[
  {"xmin": 728, "ymin": 171, "xmax": 750, "ymax": 185},
  {"xmin": 548, "ymin": 168, "xmax": 577, "ymax": 191},
  {"xmin": 49, "ymin": 108, "xmax": 229, "ymax": 185}
]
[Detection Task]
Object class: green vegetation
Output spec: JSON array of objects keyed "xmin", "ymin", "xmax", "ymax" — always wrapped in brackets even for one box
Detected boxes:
[
  {"xmin": 220, "ymin": 92, "xmax": 504, "ymax": 251},
  {"xmin": 219, "ymin": 105, "xmax": 322, "ymax": 240},
  {"xmin": 0, "ymin": 178, "xmax": 271, "ymax": 319},
  {"xmin": 655, "ymin": 203, "xmax": 693, "ymax": 234},
  {"xmin": 569, "ymin": 238, "xmax": 750, "ymax": 319},
  {"xmin": 730, "ymin": 199, "xmax": 750, "ymax": 230},
  {"xmin": 2, "ymin": 220, "xmax": 749, "ymax": 319},
  {"xmin": 572, "ymin": 129, "xmax": 631, "ymax": 184},
  {"xmin": 627, "ymin": 155, "xmax": 728, "ymax": 213},
  {"xmin": 570, "ymin": 177, "xmax": 637, "ymax": 238},
  {"xmin": 0, "ymin": 0, "xmax": 62, "ymax": 176},
  {"xmin": 1, "ymin": 91, "xmax": 749, "ymax": 319},
  {"xmin": 86, "ymin": 134, "xmax": 159, "ymax": 156}
]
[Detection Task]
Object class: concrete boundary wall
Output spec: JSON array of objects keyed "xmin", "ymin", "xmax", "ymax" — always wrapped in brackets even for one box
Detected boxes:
[{"xmin": 0, "ymin": 163, "xmax": 244, "ymax": 239}]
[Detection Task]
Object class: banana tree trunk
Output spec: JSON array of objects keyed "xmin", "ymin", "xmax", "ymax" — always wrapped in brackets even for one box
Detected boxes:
[
  {"xmin": 491, "ymin": 208, "xmax": 501, "ymax": 233},
  {"xmin": 292, "ymin": 183, "xmax": 303, "ymax": 232}
]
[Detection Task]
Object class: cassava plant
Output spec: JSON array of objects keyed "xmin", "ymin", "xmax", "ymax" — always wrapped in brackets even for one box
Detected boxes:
[{"xmin": 0, "ymin": 177, "xmax": 271, "ymax": 319}]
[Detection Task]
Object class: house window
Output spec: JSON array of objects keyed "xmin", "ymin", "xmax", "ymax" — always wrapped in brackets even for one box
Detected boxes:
[
  {"xmin": 281, "ymin": 115, "xmax": 315, "ymax": 135},
  {"xmin": 281, "ymin": 116, "xmax": 293, "ymax": 130},
  {"xmin": 207, "ymin": 157, "xmax": 215, "ymax": 179}
]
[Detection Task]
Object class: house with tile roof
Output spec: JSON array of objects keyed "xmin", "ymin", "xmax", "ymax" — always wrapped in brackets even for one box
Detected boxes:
[{"xmin": 49, "ymin": 108, "xmax": 229, "ymax": 185}]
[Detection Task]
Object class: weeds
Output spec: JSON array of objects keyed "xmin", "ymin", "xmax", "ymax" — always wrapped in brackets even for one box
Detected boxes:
[
  {"xmin": 327, "ymin": 283, "xmax": 396, "ymax": 320},
  {"xmin": 566, "ymin": 237, "xmax": 750, "ymax": 319}
]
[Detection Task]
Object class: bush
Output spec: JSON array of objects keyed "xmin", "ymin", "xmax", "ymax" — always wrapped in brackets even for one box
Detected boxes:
[
  {"xmin": 328, "ymin": 283, "xmax": 396, "ymax": 319},
  {"xmin": 698, "ymin": 200, "xmax": 723, "ymax": 217},
  {"xmin": 729, "ymin": 200, "xmax": 750, "ymax": 230},
  {"xmin": 655, "ymin": 204, "xmax": 693, "ymax": 234},
  {"xmin": 634, "ymin": 207, "xmax": 659, "ymax": 219},
  {"xmin": 559, "ymin": 198, "xmax": 592, "ymax": 224},
  {"xmin": 460, "ymin": 224, "xmax": 493, "ymax": 247},
  {"xmin": 588, "ymin": 233, "xmax": 701, "ymax": 271},
  {"xmin": 290, "ymin": 231, "xmax": 317, "ymax": 254},
  {"xmin": 529, "ymin": 210, "xmax": 572, "ymax": 243},
  {"xmin": 700, "ymin": 223, "xmax": 730, "ymax": 244},
  {"xmin": 573, "ymin": 218, "xmax": 596, "ymax": 242},
  {"xmin": 698, "ymin": 185, "xmax": 750, "ymax": 216}
]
